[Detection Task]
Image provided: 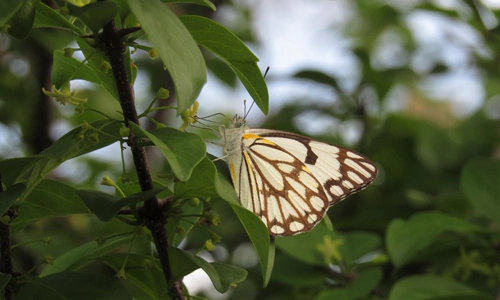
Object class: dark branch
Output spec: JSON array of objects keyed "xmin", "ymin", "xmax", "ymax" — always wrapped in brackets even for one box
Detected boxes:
[
  {"xmin": 100, "ymin": 18, "xmax": 184, "ymax": 300},
  {"xmin": 0, "ymin": 174, "xmax": 13, "ymax": 300}
]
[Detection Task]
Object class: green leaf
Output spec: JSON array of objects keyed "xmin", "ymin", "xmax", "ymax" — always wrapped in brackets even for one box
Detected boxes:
[
  {"xmin": 97, "ymin": 254, "xmax": 168, "ymax": 300},
  {"xmin": 180, "ymin": 15, "xmax": 268, "ymax": 115},
  {"xmin": 276, "ymin": 225, "xmax": 336, "ymax": 266},
  {"xmin": 40, "ymin": 234, "xmax": 133, "ymax": 277},
  {"xmin": 173, "ymin": 157, "xmax": 223, "ymax": 200},
  {"xmin": 0, "ymin": 0, "xmax": 22, "ymax": 27},
  {"xmin": 276, "ymin": 224, "xmax": 380, "ymax": 267},
  {"xmin": 166, "ymin": 200, "xmax": 204, "ymax": 247},
  {"xmin": 231, "ymin": 204, "xmax": 274, "ymax": 287},
  {"xmin": 52, "ymin": 50, "xmax": 102, "ymax": 89},
  {"xmin": 76, "ymin": 190, "xmax": 119, "ymax": 222},
  {"xmin": 168, "ymin": 247, "xmax": 247, "ymax": 293},
  {"xmin": 271, "ymin": 252, "xmax": 325, "ymax": 287},
  {"xmin": 11, "ymin": 180, "xmax": 89, "ymax": 232},
  {"xmin": 67, "ymin": 2, "xmax": 118, "ymax": 35},
  {"xmin": 33, "ymin": 2, "xmax": 83, "ymax": 34},
  {"xmin": 388, "ymin": 275, "xmax": 492, "ymax": 300},
  {"xmin": 0, "ymin": 183, "xmax": 25, "ymax": 216},
  {"xmin": 130, "ymin": 124, "xmax": 206, "ymax": 182},
  {"xmin": 126, "ymin": 0, "xmax": 207, "ymax": 114},
  {"xmin": 0, "ymin": 157, "xmax": 41, "ymax": 187},
  {"xmin": 13, "ymin": 120, "xmax": 121, "ymax": 207},
  {"xmin": 0, "ymin": 273, "xmax": 12, "ymax": 291},
  {"xmin": 293, "ymin": 70, "xmax": 341, "ymax": 91},
  {"xmin": 346, "ymin": 267, "xmax": 383, "ymax": 299},
  {"xmin": 314, "ymin": 289, "xmax": 350, "ymax": 300},
  {"xmin": 386, "ymin": 212, "xmax": 485, "ymax": 268},
  {"xmin": 76, "ymin": 37, "xmax": 120, "ymax": 100},
  {"xmin": 6, "ymin": 0, "xmax": 38, "ymax": 39},
  {"xmin": 162, "ymin": 0, "xmax": 216, "ymax": 11},
  {"xmin": 77, "ymin": 187, "xmax": 165, "ymax": 222},
  {"xmin": 461, "ymin": 158, "xmax": 500, "ymax": 222},
  {"xmin": 17, "ymin": 272, "xmax": 132, "ymax": 300},
  {"xmin": 341, "ymin": 232, "xmax": 382, "ymax": 265}
]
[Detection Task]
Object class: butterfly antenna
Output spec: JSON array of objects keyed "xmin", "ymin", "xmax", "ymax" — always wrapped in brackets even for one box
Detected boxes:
[
  {"xmin": 263, "ymin": 66, "xmax": 270, "ymax": 78},
  {"xmin": 243, "ymin": 100, "xmax": 255, "ymax": 120},
  {"xmin": 197, "ymin": 113, "xmax": 231, "ymax": 123}
]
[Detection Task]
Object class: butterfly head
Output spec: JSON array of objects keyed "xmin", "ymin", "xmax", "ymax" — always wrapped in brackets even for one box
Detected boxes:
[{"xmin": 229, "ymin": 114, "xmax": 247, "ymax": 129}]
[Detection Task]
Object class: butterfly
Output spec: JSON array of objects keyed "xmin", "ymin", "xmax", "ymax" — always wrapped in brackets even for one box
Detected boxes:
[{"xmin": 220, "ymin": 115, "xmax": 378, "ymax": 236}]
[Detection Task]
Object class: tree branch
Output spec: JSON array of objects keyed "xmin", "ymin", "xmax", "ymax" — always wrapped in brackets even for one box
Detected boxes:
[
  {"xmin": 0, "ymin": 174, "xmax": 13, "ymax": 300},
  {"xmin": 100, "ymin": 18, "xmax": 185, "ymax": 300}
]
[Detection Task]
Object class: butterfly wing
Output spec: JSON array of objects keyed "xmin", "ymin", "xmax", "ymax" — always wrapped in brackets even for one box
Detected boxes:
[{"xmin": 237, "ymin": 129, "xmax": 377, "ymax": 236}]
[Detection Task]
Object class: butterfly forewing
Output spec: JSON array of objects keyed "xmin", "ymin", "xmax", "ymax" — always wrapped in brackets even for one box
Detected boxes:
[{"xmin": 222, "ymin": 116, "xmax": 378, "ymax": 237}]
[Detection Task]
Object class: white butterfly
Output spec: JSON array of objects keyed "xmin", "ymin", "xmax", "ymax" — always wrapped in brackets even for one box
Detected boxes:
[{"xmin": 221, "ymin": 115, "xmax": 378, "ymax": 236}]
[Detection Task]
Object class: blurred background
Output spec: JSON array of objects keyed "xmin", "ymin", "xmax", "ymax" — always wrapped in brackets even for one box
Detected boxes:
[{"xmin": 1, "ymin": 0, "xmax": 499, "ymax": 299}]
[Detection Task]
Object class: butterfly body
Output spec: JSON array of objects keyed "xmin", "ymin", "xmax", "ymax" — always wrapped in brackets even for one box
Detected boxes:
[{"xmin": 221, "ymin": 115, "xmax": 377, "ymax": 236}]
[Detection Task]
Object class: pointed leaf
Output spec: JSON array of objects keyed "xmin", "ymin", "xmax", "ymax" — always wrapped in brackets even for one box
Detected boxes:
[
  {"xmin": 11, "ymin": 180, "xmax": 89, "ymax": 232},
  {"xmin": 126, "ymin": 0, "xmax": 207, "ymax": 114},
  {"xmin": 461, "ymin": 158, "xmax": 500, "ymax": 222},
  {"xmin": 40, "ymin": 234, "xmax": 133, "ymax": 277},
  {"xmin": 168, "ymin": 247, "xmax": 247, "ymax": 293},
  {"xmin": 17, "ymin": 272, "xmax": 132, "ymax": 300},
  {"xmin": 180, "ymin": 15, "xmax": 268, "ymax": 115},
  {"xmin": 52, "ymin": 50, "xmax": 102, "ymax": 89},
  {"xmin": 231, "ymin": 204, "xmax": 274, "ymax": 287},
  {"xmin": 34, "ymin": 2, "xmax": 83, "ymax": 34},
  {"xmin": 388, "ymin": 275, "xmax": 492, "ymax": 300},
  {"xmin": 162, "ymin": 0, "xmax": 216, "ymax": 11},
  {"xmin": 0, "ymin": 0, "xmax": 22, "ymax": 26},
  {"xmin": 130, "ymin": 124, "xmax": 206, "ymax": 182},
  {"xmin": 0, "ymin": 183, "xmax": 25, "ymax": 216},
  {"xmin": 97, "ymin": 254, "xmax": 168, "ymax": 300},
  {"xmin": 67, "ymin": 2, "xmax": 118, "ymax": 35},
  {"xmin": 6, "ymin": 0, "xmax": 38, "ymax": 39},
  {"xmin": 386, "ymin": 212, "xmax": 485, "ymax": 268}
]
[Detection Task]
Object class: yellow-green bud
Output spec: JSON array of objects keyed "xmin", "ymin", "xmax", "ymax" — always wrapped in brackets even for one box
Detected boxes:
[
  {"xmin": 119, "ymin": 125, "xmax": 130, "ymax": 138},
  {"xmin": 81, "ymin": 120, "xmax": 91, "ymax": 131},
  {"xmin": 156, "ymin": 88, "xmax": 170, "ymax": 99},
  {"xmin": 189, "ymin": 198, "xmax": 200, "ymax": 207},
  {"xmin": 100, "ymin": 61, "xmax": 112, "ymax": 73},
  {"xmin": 211, "ymin": 232, "xmax": 222, "ymax": 243},
  {"xmin": 116, "ymin": 268, "xmax": 126, "ymax": 279},
  {"xmin": 205, "ymin": 239, "xmax": 216, "ymax": 251},
  {"xmin": 100, "ymin": 175, "xmax": 115, "ymax": 186},
  {"xmin": 204, "ymin": 209, "xmax": 221, "ymax": 226},
  {"xmin": 148, "ymin": 48, "xmax": 159, "ymax": 60},
  {"xmin": 44, "ymin": 255, "xmax": 54, "ymax": 264}
]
